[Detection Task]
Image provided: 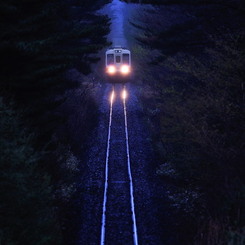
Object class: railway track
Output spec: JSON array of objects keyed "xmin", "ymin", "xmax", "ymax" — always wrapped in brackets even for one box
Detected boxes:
[{"xmin": 100, "ymin": 84, "xmax": 138, "ymax": 245}]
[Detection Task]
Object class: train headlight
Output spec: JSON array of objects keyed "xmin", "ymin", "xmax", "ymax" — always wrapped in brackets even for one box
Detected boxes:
[
  {"xmin": 107, "ymin": 65, "xmax": 116, "ymax": 74},
  {"xmin": 120, "ymin": 65, "xmax": 130, "ymax": 74}
]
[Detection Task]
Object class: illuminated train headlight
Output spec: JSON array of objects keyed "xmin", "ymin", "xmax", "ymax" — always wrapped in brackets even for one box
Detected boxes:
[
  {"xmin": 107, "ymin": 65, "xmax": 116, "ymax": 74},
  {"xmin": 120, "ymin": 65, "xmax": 130, "ymax": 74}
]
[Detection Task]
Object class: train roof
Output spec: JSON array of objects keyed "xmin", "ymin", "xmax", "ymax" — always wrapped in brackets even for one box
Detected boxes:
[
  {"xmin": 106, "ymin": 47, "xmax": 130, "ymax": 54},
  {"xmin": 108, "ymin": 46, "xmax": 128, "ymax": 50}
]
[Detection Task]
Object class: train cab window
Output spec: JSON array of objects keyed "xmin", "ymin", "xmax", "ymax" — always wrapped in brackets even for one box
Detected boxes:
[
  {"xmin": 116, "ymin": 56, "xmax": 121, "ymax": 63},
  {"xmin": 107, "ymin": 54, "xmax": 114, "ymax": 65},
  {"xmin": 122, "ymin": 54, "xmax": 130, "ymax": 64}
]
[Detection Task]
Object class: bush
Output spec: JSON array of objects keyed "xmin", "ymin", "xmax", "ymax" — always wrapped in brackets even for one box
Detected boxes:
[{"xmin": 0, "ymin": 98, "xmax": 61, "ymax": 245}]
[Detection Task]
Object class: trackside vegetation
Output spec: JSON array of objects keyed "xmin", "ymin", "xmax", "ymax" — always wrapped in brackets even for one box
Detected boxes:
[
  {"xmin": 0, "ymin": 98, "xmax": 61, "ymax": 245},
  {"xmin": 123, "ymin": 0, "xmax": 245, "ymax": 244},
  {"xmin": 0, "ymin": 0, "xmax": 110, "ymax": 244}
]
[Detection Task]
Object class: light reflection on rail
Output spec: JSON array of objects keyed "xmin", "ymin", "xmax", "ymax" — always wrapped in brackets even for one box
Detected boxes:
[
  {"xmin": 122, "ymin": 88, "xmax": 127, "ymax": 100},
  {"xmin": 110, "ymin": 89, "xmax": 115, "ymax": 103},
  {"xmin": 122, "ymin": 85, "xmax": 139, "ymax": 245},
  {"xmin": 100, "ymin": 84, "xmax": 139, "ymax": 245}
]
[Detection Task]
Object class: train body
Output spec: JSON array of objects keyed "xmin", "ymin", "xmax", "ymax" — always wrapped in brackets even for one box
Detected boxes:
[{"xmin": 105, "ymin": 47, "xmax": 131, "ymax": 83}]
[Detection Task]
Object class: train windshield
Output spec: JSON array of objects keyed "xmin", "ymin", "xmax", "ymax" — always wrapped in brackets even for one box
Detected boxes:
[
  {"xmin": 116, "ymin": 56, "xmax": 121, "ymax": 63},
  {"xmin": 122, "ymin": 54, "xmax": 130, "ymax": 64},
  {"xmin": 107, "ymin": 54, "xmax": 114, "ymax": 65}
]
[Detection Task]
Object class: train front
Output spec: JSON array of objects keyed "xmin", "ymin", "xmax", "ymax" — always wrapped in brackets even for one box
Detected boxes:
[{"xmin": 105, "ymin": 47, "xmax": 131, "ymax": 83}]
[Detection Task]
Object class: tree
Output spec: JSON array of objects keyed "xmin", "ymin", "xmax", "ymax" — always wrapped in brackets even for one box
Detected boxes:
[
  {"xmin": 0, "ymin": 0, "xmax": 110, "ymax": 143},
  {"xmin": 124, "ymin": 0, "xmax": 245, "ymax": 243},
  {"xmin": 0, "ymin": 1, "xmax": 111, "ymax": 244},
  {"xmin": 0, "ymin": 98, "xmax": 61, "ymax": 245}
]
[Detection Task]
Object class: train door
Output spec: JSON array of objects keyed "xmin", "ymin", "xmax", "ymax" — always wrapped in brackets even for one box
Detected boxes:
[{"xmin": 115, "ymin": 55, "xmax": 121, "ymax": 65}]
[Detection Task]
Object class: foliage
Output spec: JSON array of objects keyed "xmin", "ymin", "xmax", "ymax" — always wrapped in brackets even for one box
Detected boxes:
[
  {"xmin": 0, "ymin": 0, "xmax": 110, "ymax": 244},
  {"xmin": 0, "ymin": 98, "xmax": 61, "ymax": 245},
  {"xmin": 161, "ymin": 33, "xmax": 245, "ymax": 216},
  {"xmin": 127, "ymin": 0, "xmax": 245, "ymax": 243},
  {"xmin": 0, "ymin": 0, "xmax": 110, "ymax": 142}
]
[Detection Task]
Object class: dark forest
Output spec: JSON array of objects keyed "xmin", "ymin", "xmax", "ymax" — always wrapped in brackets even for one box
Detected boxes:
[{"xmin": 0, "ymin": 0, "xmax": 244, "ymax": 244}]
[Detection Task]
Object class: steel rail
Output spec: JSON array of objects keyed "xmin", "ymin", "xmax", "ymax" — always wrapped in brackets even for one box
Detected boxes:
[
  {"xmin": 100, "ymin": 85, "xmax": 114, "ymax": 245},
  {"xmin": 123, "ymin": 85, "xmax": 139, "ymax": 245},
  {"xmin": 100, "ymin": 84, "xmax": 138, "ymax": 245}
]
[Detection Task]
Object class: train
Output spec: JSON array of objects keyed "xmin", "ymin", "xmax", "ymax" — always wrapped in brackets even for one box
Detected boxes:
[{"xmin": 105, "ymin": 47, "xmax": 131, "ymax": 83}]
